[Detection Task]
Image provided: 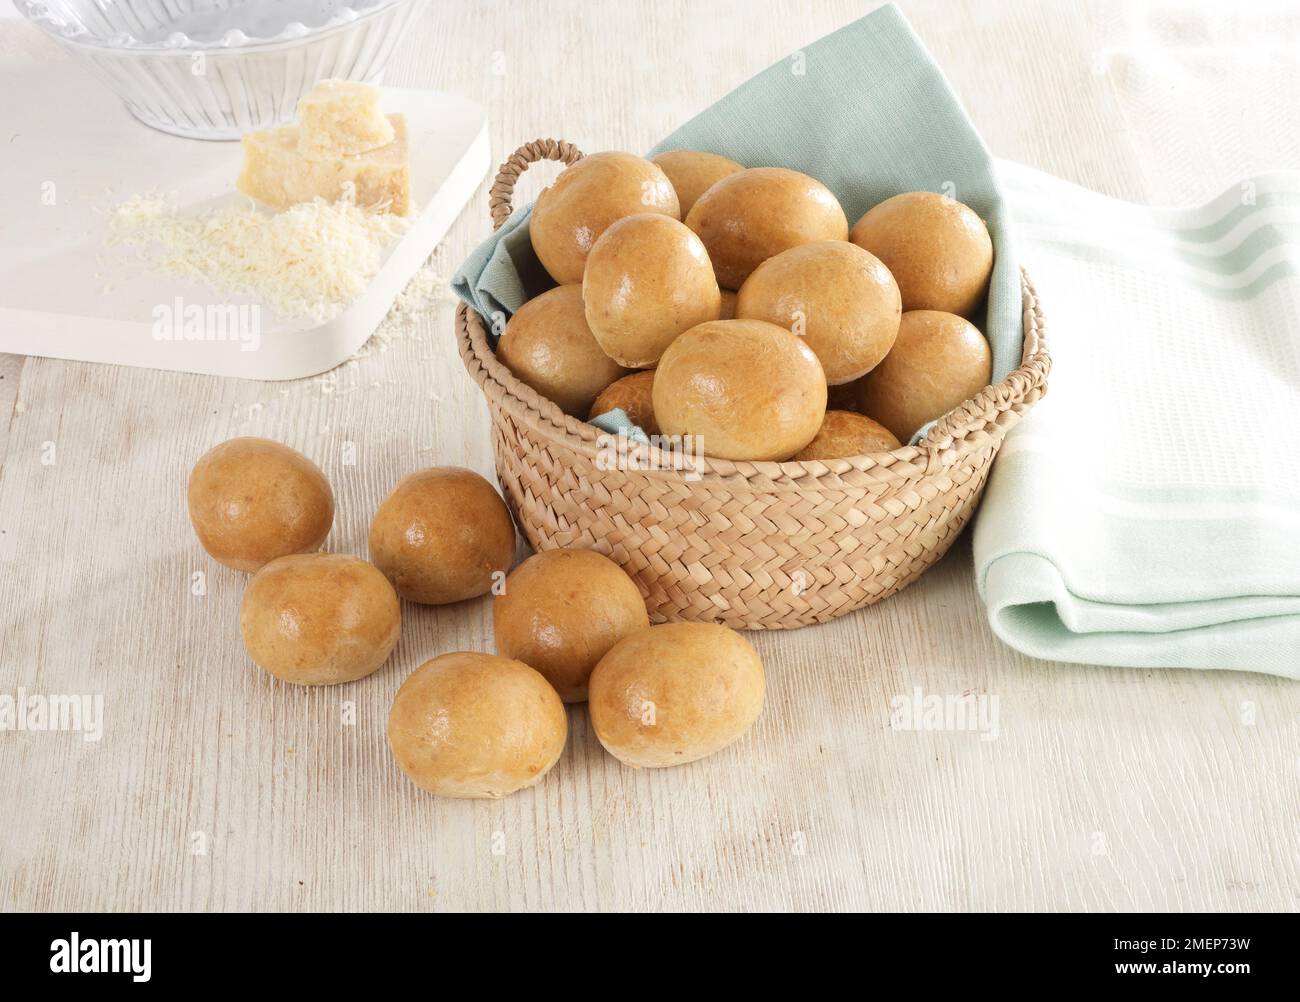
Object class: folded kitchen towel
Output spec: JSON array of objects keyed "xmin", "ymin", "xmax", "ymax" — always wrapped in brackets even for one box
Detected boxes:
[
  {"xmin": 975, "ymin": 161, "xmax": 1300, "ymax": 678},
  {"xmin": 451, "ymin": 3, "xmax": 1025, "ymax": 384}
]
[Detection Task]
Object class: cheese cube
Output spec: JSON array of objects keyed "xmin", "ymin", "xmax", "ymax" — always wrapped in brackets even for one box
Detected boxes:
[
  {"xmin": 237, "ymin": 114, "xmax": 411, "ymax": 216},
  {"xmin": 297, "ymin": 79, "xmax": 396, "ymax": 158}
]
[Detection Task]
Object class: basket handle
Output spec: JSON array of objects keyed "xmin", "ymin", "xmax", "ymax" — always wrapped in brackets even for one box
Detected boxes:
[{"xmin": 488, "ymin": 139, "xmax": 587, "ymax": 231}]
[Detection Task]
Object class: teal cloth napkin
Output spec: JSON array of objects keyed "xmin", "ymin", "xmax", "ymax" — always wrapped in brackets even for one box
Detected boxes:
[
  {"xmin": 975, "ymin": 161, "xmax": 1300, "ymax": 678},
  {"xmin": 451, "ymin": 3, "xmax": 1024, "ymax": 384},
  {"xmin": 589, "ymin": 408, "xmax": 649, "ymax": 443}
]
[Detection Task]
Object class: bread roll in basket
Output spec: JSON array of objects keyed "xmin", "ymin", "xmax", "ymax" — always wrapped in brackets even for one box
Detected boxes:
[{"xmin": 456, "ymin": 140, "xmax": 1051, "ymax": 630}]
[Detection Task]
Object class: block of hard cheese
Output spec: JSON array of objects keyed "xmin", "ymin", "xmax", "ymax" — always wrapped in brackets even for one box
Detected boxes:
[
  {"xmin": 297, "ymin": 79, "xmax": 395, "ymax": 158},
  {"xmin": 237, "ymin": 114, "xmax": 410, "ymax": 216}
]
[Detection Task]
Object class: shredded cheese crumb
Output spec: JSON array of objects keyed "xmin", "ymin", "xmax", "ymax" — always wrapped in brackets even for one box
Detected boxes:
[
  {"xmin": 351, "ymin": 252, "xmax": 448, "ymax": 359},
  {"xmin": 104, "ymin": 187, "xmax": 410, "ymax": 323}
]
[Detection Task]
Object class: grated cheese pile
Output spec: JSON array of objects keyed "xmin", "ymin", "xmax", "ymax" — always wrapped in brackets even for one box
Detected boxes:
[{"xmin": 105, "ymin": 187, "xmax": 410, "ymax": 323}]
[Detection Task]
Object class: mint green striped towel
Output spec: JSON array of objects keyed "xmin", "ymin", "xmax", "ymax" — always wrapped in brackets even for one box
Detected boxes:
[{"xmin": 975, "ymin": 162, "xmax": 1300, "ymax": 677}]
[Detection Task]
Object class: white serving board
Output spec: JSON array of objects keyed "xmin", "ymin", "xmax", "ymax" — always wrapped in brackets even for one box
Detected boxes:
[{"xmin": 0, "ymin": 63, "xmax": 489, "ymax": 380}]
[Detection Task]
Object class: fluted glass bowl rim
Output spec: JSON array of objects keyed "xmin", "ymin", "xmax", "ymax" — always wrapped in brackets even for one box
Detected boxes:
[{"xmin": 16, "ymin": 0, "xmax": 413, "ymax": 53}]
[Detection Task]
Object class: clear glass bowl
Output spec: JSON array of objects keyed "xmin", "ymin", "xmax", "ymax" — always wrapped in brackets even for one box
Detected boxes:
[{"xmin": 17, "ymin": 0, "xmax": 419, "ymax": 140}]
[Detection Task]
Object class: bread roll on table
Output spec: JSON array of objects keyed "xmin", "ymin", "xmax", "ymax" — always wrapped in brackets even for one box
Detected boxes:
[
  {"xmin": 388, "ymin": 652, "xmax": 567, "ymax": 798},
  {"xmin": 187, "ymin": 437, "xmax": 333, "ymax": 572},
  {"xmin": 589, "ymin": 622, "xmax": 765, "ymax": 769},
  {"xmin": 239, "ymin": 553, "xmax": 400, "ymax": 685},
  {"xmin": 494, "ymin": 548, "xmax": 649, "ymax": 702},
  {"xmin": 369, "ymin": 467, "xmax": 516, "ymax": 605}
]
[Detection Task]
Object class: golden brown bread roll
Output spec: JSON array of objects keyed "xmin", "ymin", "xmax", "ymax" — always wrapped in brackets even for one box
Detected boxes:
[
  {"xmin": 718, "ymin": 289, "xmax": 738, "ymax": 320},
  {"xmin": 650, "ymin": 149, "xmax": 744, "ymax": 217},
  {"xmin": 388, "ymin": 652, "xmax": 568, "ymax": 798},
  {"xmin": 849, "ymin": 191, "xmax": 993, "ymax": 317},
  {"xmin": 187, "ymin": 437, "xmax": 333, "ymax": 572},
  {"xmin": 652, "ymin": 319, "xmax": 827, "ymax": 462},
  {"xmin": 493, "ymin": 548, "xmax": 649, "ymax": 702},
  {"xmin": 856, "ymin": 310, "xmax": 993, "ymax": 442},
  {"xmin": 684, "ymin": 168, "xmax": 849, "ymax": 289},
  {"xmin": 497, "ymin": 285, "xmax": 629, "ymax": 416},
  {"xmin": 530, "ymin": 151, "xmax": 679, "ymax": 285},
  {"xmin": 582, "ymin": 213, "xmax": 721, "ymax": 367},
  {"xmin": 589, "ymin": 371, "xmax": 660, "ymax": 435},
  {"xmin": 368, "ymin": 467, "xmax": 516, "ymax": 605},
  {"xmin": 736, "ymin": 240, "xmax": 901, "ymax": 384},
  {"xmin": 588, "ymin": 622, "xmax": 765, "ymax": 768},
  {"xmin": 239, "ymin": 553, "xmax": 400, "ymax": 685},
  {"xmin": 793, "ymin": 410, "xmax": 901, "ymax": 460}
]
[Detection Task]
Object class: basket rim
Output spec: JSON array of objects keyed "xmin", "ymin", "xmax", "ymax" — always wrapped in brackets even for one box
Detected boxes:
[
  {"xmin": 456, "ymin": 272, "xmax": 1046, "ymax": 491},
  {"xmin": 455, "ymin": 139, "xmax": 1051, "ymax": 492}
]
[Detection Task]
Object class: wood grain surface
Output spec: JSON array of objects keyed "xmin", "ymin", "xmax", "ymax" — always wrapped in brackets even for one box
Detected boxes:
[{"xmin": 2, "ymin": 0, "xmax": 1298, "ymax": 912}]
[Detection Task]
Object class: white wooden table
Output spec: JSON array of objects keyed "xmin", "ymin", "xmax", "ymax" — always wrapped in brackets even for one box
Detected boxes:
[{"xmin": 2, "ymin": 0, "xmax": 1298, "ymax": 912}]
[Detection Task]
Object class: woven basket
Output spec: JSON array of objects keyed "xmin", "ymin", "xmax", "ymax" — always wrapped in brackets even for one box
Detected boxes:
[{"xmin": 456, "ymin": 139, "xmax": 1051, "ymax": 630}]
